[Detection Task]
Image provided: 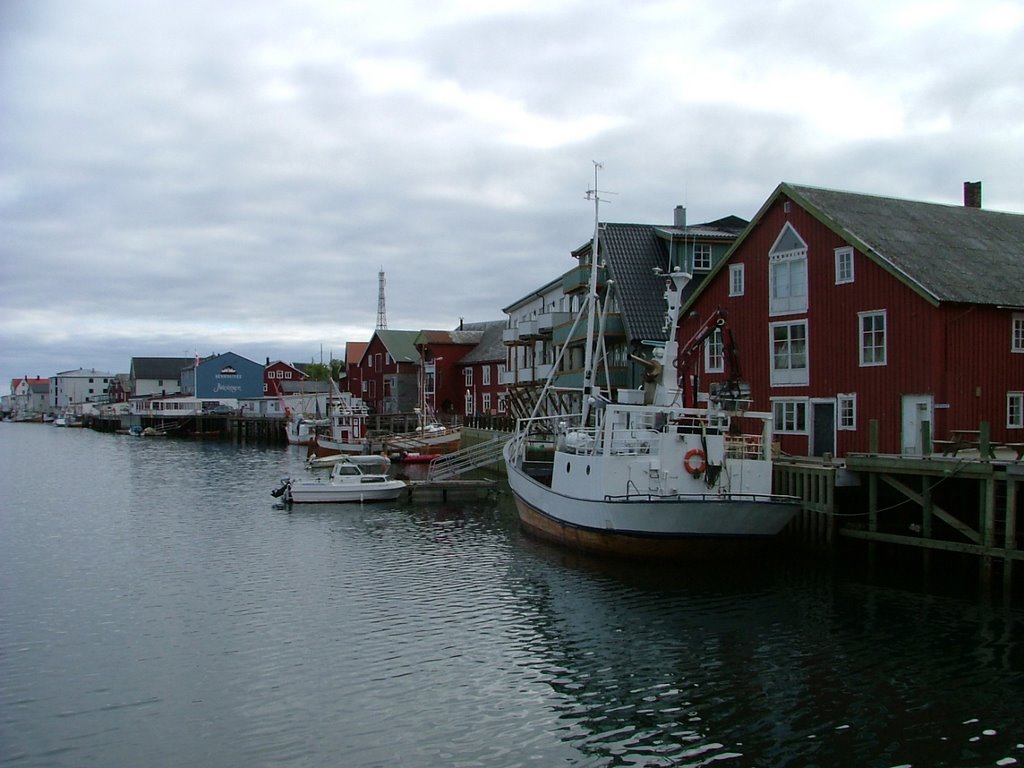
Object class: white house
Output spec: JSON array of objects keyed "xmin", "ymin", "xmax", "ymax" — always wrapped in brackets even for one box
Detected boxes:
[
  {"xmin": 51, "ymin": 368, "xmax": 116, "ymax": 410},
  {"xmin": 501, "ymin": 275, "xmax": 570, "ymax": 388}
]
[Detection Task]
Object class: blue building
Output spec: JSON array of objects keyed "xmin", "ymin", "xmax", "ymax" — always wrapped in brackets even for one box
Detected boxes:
[{"xmin": 187, "ymin": 352, "xmax": 264, "ymax": 400}]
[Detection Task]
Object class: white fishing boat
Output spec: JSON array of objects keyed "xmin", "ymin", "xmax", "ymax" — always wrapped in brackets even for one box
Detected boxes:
[
  {"xmin": 305, "ymin": 390, "xmax": 372, "ymax": 459},
  {"xmin": 285, "ymin": 412, "xmax": 330, "ymax": 445},
  {"xmin": 502, "ymin": 165, "xmax": 800, "ymax": 558},
  {"xmin": 272, "ymin": 455, "xmax": 406, "ymax": 504}
]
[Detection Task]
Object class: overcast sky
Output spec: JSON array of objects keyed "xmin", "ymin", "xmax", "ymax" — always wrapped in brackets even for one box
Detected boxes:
[{"xmin": 3, "ymin": 0, "xmax": 1022, "ymax": 390}]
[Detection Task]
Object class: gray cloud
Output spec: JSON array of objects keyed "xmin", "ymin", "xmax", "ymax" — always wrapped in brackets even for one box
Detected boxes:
[{"xmin": 2, "ymin": 0, "xmax": 1022, "ymax": 388}]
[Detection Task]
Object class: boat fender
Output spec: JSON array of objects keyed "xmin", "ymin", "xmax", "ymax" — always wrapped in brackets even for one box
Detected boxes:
[{"xmin": 683, "ymin": 448, "xmax": 706, "ymax": 476}]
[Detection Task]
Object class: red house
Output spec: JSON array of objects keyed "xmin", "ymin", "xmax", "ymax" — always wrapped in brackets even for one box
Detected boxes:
[
  {"xmin": 263, "ymin": 360, "xmax": 308, "ymax": 395},
  {"xmin": 344, "ymin": 341, "xmax": 368, "ymax": 400},
  {"xmin": 356, "ymin": 330, "xmax": 419, "ymax": 414},
  {"xmin": 413, "ymin": 327, "xmax": 483, "ymax": 416},
  {"xmin": 683, "ymin": 182, "xmax": 1024, "ymax": 457},
  {"xmin": 456, "ymin": 321, "xmax": 507, "ymax": 416}
]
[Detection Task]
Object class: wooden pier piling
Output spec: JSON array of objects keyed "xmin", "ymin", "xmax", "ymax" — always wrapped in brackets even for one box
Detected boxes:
[{"xmin": 773, "ymin": 420, "xmax": 1022, "ymax": 574}]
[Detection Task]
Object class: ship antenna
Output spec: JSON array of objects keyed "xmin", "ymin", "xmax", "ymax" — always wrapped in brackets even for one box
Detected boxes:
[{"xmin": 581, "ymin": 162, "xmax": 607, "ymax": 426}]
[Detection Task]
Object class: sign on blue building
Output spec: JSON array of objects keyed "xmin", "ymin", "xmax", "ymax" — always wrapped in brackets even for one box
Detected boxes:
[{"xmin": 195, "ymin": 353, "xmax": 264, "ymax": 399}]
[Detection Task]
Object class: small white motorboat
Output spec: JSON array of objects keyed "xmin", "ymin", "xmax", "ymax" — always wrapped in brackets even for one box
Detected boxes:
[
  {"xmin": 272, "ymin": 455, "xmax": 406, "ymax": 504},
  {"xmin": 305, "ymin": 452, "xmax": 369, "ymax": 470}
]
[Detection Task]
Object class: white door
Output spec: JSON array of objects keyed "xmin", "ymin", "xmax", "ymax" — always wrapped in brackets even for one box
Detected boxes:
[{"xmin": 901, "ymin": 394, "xmax": 934, "ymax": 456}]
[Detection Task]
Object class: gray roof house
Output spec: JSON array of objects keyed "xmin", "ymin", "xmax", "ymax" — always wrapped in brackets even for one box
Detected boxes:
[{"xmin": 130, "ymin": 357, "xmax": 192, "ymax": 397}]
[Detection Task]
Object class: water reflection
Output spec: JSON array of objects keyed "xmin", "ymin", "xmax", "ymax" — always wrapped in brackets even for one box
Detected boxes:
[
  {"xmin": 1, "ymin": 425, "xmax": 1023, "ymax": 768},
  {"xmin": 504, "ymin": 529, "xmax": 1024, "ymax": 767}
]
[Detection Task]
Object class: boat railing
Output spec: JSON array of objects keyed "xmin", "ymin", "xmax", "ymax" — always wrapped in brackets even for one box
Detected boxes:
[
  {"xmin": 512, "ymin": 411, "xmax": 579, "ymax": 462},
  {"xmin": 607, "ymin": 426, "xmax": 661, "ymax": 456},
  {"xmin": 725, "ymin": 433, "xmax": 765, "ymax": 460},
  {"xmin": 603, "ymin": 490, "xmax": 797, "ymax": 504}
]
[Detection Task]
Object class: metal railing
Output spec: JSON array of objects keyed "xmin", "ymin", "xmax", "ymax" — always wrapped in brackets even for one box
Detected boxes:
[{"xmin": 427, "ymin": 437, "xmax": 507, "ymax": 480}]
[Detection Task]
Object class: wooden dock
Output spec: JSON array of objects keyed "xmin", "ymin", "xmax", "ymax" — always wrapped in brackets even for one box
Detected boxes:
[
  {"xmin": 772, "ymin": 420, "xmax": 1021, "ymax": 580},
  {"xmin": 404, "ymin": 478, "xmax": 498, "ymax": 501}
]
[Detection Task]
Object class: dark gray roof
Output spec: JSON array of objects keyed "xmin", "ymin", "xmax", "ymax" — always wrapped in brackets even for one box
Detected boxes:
[
  {"xmin": 786, "ymin": 183, "xmax": 1024, "ymax": 306},
  {"xmin": 459, "ymin": 320, "xmax": 507, "ymax": 364},
  {"xmin": 654, "ymin": 214, "xmax": 749, "ymax": 241},
  {"xmin": 278, "ymin": 380, "xmax": 329, "ymax": 395},
  {"xmin": 597, "ymin": 224, "xmax": 672, "ymax": 343},
  {"xmin": 587, "ymin": 217, "xmax": 749, "ymax": 343},
  {"xmin": 131, "ymin": 357, "xmax": 192, "ymax": 380}
]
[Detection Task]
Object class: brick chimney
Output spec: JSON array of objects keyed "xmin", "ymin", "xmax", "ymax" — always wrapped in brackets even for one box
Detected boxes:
[
  {"xmin": 673, "ymin": 205, "xmax": 686, "ymax": 228},
  {"xmin": 963, "ymin": 181, "xmax": 982, "ymax": 209}
]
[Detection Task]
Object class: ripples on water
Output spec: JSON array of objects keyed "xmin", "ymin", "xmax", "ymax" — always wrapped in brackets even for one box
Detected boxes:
[{"xmin": 1, "ymin": 424, "xmax": 1022, "ymax": 767}]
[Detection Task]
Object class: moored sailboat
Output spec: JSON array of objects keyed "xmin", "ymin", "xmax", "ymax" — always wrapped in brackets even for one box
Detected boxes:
[{"xmin": 502, "ymin": 166, "xmax": 800, "ymax": 557}]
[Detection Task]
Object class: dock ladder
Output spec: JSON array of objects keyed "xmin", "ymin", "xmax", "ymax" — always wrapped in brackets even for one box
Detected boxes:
[{"xmin": 427, "ymin": 437, "xmax": 507, "ymax": 480}]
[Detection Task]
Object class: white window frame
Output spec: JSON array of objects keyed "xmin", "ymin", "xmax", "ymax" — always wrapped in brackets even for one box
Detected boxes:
[
  {"xmin": 770, "ymin": 255, "xmax": 808, "ymax": 314},
  {"xmin": 482, "ymin": 365, "xmax": 491, "ymax": 386},
  {"xmin": 705, "ymin": 329, "xmax": 725, "ymax": 373},
  {"xmin": 859, "ymin": 310, "xmax": 887, "ymax": 367},
  {"xmin": 463, "ymin": 368, "xmax": 473, "ymax": 387},
  {"xmin": 498, "ymin": 393, "xmax": 507, "ymax": 413},
  {"xmin": 835, "ymin": 246, "xmax": 854, "ymax": 285},
  {"xmin": 837, "ymin": 393, "xmax": 856, "ymax": 430},
  {"xmin": 729, "ymin": 264, "xmax": 745, "ymax": 297},
  {"xmin": 768, "ymin": 224, "xmax": 808, "ymax": 316},
  {"xmin": 772, "ymin": 399, "xmax": 808, "ymax": 434},
  {"xmin": 693, "ymin": 243, "xmax": 712, "ymax": 271},
  {"xmin": 1013, "ymin": 314, "xmax": 1024, "ymax": 353},
  {"xmin": 770, "ymin": 320, "xmax": 809, "ymax": 386},
  {"xmin": 464, "ymin": 391, "xmax": 474, "ymax": 415},
  {"xmin": 1008, "ymin": 392, "xmax": 1024, "ymax": 429},
  {"xmin": 482, "ymin": 392, "xmax": 492, "ymax": 412}
]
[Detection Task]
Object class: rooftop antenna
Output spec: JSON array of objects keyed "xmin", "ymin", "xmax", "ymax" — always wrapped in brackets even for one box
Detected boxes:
[{"xmin": 376, "ymin": 267, "xmax": 387, "ymax": 330}]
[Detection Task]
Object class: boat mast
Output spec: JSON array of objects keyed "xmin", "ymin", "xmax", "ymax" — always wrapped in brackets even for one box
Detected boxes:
[{"xmin": 580, "ymin": 161, "xmax": 603, "ymax": 425}]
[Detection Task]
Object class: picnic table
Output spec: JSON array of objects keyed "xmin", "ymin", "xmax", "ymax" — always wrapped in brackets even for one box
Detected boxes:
[{"xmin": 935, "ymin": 430, "xmax": 1024, "ymax": 460}]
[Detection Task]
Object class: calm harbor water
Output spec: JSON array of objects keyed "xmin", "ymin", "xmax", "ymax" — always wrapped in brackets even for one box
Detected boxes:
[{"xmin": 1, "ymin": 424, "xmax": 1022, "ymax": 768}]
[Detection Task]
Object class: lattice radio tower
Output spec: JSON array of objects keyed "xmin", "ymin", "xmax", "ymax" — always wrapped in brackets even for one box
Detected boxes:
[{"xmin": 376, "ymin": 267, "xmax": 387, "ymax": 330}]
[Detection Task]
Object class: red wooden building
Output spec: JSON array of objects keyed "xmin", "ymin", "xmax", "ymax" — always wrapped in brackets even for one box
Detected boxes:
[
  {"xmin": 683, "ymin": 182, "xmax": 1024, "ymax": 457},
  {"xmin": 450, "ymin": 321, "xmax": 506, "ymax": 416},
  {"xmin": 355, "ymin": 330, "xmax": 420, "ymax": 414},
  {"xmin": 413, "ymin": 327, "xmax": 485, "ymax": 417},
  {"xmin": 343, "ymin": 342, "xmax": 368, "ymax": 400},
  {"xmin": 263, "ymin": 360, "xmax": 307, "ymax": 395}
]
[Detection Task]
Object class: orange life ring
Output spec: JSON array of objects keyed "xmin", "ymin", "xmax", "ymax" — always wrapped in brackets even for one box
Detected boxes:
[{"xmin": 684, "ymin": 448, "xmax": 706, "ymax": 476}]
